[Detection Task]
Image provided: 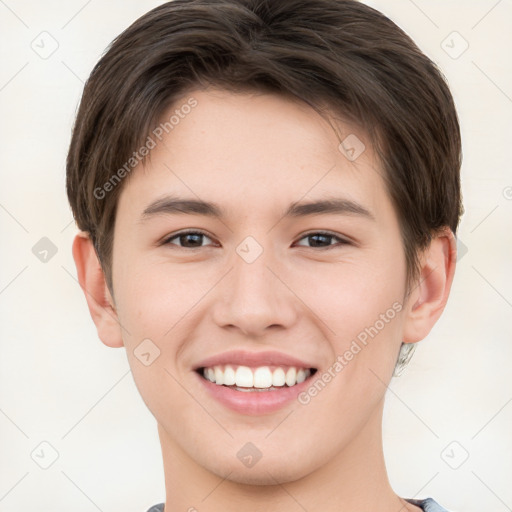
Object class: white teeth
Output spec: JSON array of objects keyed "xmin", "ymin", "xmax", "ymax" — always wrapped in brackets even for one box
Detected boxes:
[
  {"xmin": 202, "ymin": 364, "xmax": 313, "ymax": 389},
  {"xmin": 285, "ymin": 367, "xmax": 296, "ymax": 386},
  {"xmin": 223, "ymin": 365, "xmax": 236, "ymax": 385},
  {"xmin": 235, "ymin": 366, "xmax": 254, "ymax": 387},
  {"xmin": 272, "ymin": 367, "xmax": 286, "ymax": 387},
  {"xmin": 214, "ymin": 366, "xmax": 224, "ymax": 386},
  {"xmin": 254, "ymin": 367, "xmax": 273, "ymax": 388}
]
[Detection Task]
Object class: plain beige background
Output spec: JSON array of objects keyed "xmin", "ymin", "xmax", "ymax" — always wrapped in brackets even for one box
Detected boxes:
[{"xmin": 0, "ymin": 1, "xmax": 511, "ymax": 511}]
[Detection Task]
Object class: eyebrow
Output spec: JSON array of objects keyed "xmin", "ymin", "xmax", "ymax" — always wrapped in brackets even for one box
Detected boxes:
[{"xmin": 140, "ymin": 195, "xmax": 375, "ymax": 221}]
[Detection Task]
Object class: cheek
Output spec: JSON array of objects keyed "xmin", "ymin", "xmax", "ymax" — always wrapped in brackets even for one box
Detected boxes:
[
  {"xmin": 112, "ymin": 256, "xmax": 223, "ymax": 360},
  {"xmin": 115, "ymin": 252, "xmax": 183, "ymax": 323},
  {"xmin": 112, "ymin": 260, "xmax": 206, "ymax": 415},
  {"xmin": 295, "ymin": 247, "xmax": 407, "ymax": 400},
  {"xmin": 296, "ymin": 255, "xmax": 405, "ymax": 338}
]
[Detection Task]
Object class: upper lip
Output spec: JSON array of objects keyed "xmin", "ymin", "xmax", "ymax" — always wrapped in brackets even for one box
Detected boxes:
[{"xmin": 194, "ymin": 350, "xmax": 317, "ymax": 370}]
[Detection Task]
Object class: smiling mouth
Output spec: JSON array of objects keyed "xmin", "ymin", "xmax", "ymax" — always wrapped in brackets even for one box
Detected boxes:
[{"xmin": 196, "ymin": 364, "xmax": 318, "ymax": 391}]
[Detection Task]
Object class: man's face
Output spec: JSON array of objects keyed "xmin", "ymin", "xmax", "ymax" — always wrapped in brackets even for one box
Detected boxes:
[{"xmin": 111, "ymin": 88, "xmax": 409, "ymax": 483}]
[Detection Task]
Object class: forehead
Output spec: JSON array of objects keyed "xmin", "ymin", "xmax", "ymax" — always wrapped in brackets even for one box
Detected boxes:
[{"xmin": 118, "ymin": 88, "xmax": 390, "ymax": 220}]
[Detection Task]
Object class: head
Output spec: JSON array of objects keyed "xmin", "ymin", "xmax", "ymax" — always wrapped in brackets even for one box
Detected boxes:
[{"xmin": 67, "ymin": 0, "xmax": 462, "ymax": 486}]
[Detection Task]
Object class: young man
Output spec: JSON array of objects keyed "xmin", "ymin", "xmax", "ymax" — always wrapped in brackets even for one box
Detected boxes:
[{"xmin": 66, "ymin": 1, "xmax": 462, "ymax": 510}]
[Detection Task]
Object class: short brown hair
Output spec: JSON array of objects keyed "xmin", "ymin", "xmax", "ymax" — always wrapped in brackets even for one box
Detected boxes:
[{"xmin": 66, "ymin": 0, "xmax": 463, "ymax": 293}]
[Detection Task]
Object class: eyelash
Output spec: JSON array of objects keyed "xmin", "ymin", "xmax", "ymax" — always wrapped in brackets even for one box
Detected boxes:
[{"xmin": 161, "ymin": 230, "xmax": 351, "ymax": 250}]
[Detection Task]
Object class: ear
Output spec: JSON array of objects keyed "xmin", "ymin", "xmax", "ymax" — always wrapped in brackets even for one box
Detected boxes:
[
  {"xmin": 402, "ymin": 227, "xmax": 457, "ymax": 344},
  {"xmin": 72, "ymin": 231, "xmax": 124, "ymax": 348}
]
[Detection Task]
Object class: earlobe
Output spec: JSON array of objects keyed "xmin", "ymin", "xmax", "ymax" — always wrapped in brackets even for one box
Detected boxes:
[
  {"xmin": 72, "ymin": 232, "xmax": 124, "ymax": 348},
  {"xmin": 402, "ymin": 227, "xmax": 457, "ymax": 344}
]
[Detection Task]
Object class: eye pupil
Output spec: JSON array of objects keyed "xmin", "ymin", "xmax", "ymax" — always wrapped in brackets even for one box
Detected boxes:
[
  {"xmin": 181, "ymin": 233, "xmax": 203, "ymax": 247},
  {"xmin": 309, "ymin": 234, "xmax": 331, "ymax": 247}
]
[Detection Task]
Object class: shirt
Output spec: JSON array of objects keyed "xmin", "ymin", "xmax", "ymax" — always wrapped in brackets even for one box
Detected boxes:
[{"xmin": 146, "ymin": 497, "xmax": 451, "ymax": 511}]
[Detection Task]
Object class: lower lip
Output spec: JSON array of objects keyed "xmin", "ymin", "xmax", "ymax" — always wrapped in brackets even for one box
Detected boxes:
[{"xmin": 195, "ymin": 371, "xmax": 315, "ymax": 415}]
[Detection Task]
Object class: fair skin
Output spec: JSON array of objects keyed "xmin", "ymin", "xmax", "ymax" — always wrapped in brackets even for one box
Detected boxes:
[{"xmin": 72, "ymin": 88, "xmax": 456, "ymax": 512}]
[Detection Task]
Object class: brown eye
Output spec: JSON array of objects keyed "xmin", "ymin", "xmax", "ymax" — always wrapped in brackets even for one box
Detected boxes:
[
  {"xmin": 163, "ymin": 230, "xmax": 214, "ymax": 248},
  {"xmin": 295, "ymin": 232, "xmax": 350, "ymax": 249}
]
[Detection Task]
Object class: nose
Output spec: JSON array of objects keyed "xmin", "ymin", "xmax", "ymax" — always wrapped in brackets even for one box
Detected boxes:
[{"xmin": 211, "ymin": 241, "xmax": 298, "ymax": 337}]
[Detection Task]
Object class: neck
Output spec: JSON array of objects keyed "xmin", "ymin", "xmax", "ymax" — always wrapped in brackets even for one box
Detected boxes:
[{"xmin": 157, "ymin": 399, "xmax": 421, "ymax": 512}]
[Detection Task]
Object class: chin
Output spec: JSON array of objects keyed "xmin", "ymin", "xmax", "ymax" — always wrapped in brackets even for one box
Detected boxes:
[{"xmin": 201, "ymin": 453, "xmax": 316, "ymax": 486}]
